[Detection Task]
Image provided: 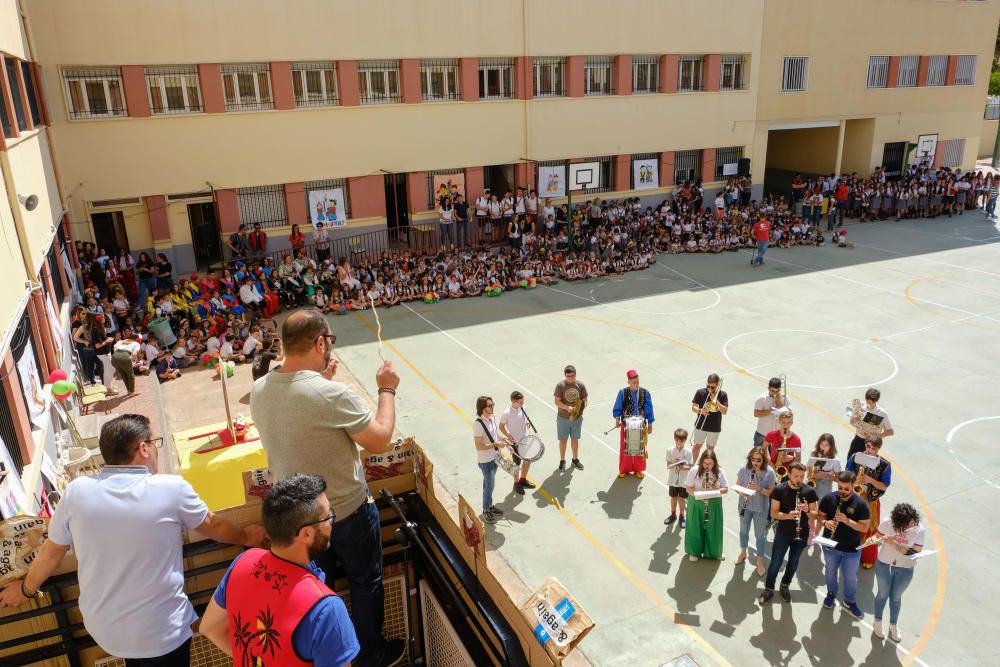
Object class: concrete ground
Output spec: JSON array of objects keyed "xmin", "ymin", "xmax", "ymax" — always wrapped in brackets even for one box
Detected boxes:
[{"xmin": 321, "ymin": 211, "xmax": 1000, "ymax": 667}]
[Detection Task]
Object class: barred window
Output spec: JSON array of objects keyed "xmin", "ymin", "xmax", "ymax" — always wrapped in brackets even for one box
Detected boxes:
[
  {"xmin": 237, "ymin": 184, "xmax": 287, "ymax": 229},
  {"xmin": 358, "ymin": 60, "xmax": 401, "ymax": 104},
  {"xmin": 867, "ymin": 56, "xmax": 890, "ymax": 89},
  {"xmin": 534, "ymin": 57, "xmax": 565, "ymax": 97},
  {"xmin": 5, "ymin": 59, "xmax": 27, "ymax": 130},
  {"xmin": 927, "ymin": 56, "xmax": 948, "ymax": 86},
  {"xmin": 21, "ymin": 63, "xmax": 41, "ymax": 126},
  {"xmin": 632, "ymin": 56, "xmax": 659, "ymax": 94},
  {"xmin": 146, "ymin": 66, "xmax": 202, "ymax": 114},
  {"xmin": 420, "ymin": 59, "xmax": 459, "ymax": 101},
  {"xmin": 674, "ymin": 150, "xmax": 701, "ymax": 183},
  {"xmin": 304, "ymin": 179, "xmax": 350, "ymax": 221},
  {"xmin": 940, "ymin": 139, "xmax": 965, "ymax": 168},
  {"xmin": 781, "ymin": 57, "xmax": 808, "ymax": 92},
  {"xmin": 679, "ymin": 56, "xmax": 703, "ymax": 92},
  {"xmin": 720, "ymin": 55, "xmax": 747, "ymax": 91},
  {"xmin": 62, "ymin": 67, "xmax": 127, "ymax": 119},
  {"xmin": 479, "ymin": 58, "xmax": 514, "ymax": 99},
  {"xmin": 292, "ymin": 62, "xmax": 339, "ymax": 107},
  {"xmin": 630, "ymin": 152, "xmax": 658, "ymax": 189},
  {"xmin": 955, "ymin": 55, "xmax": 976, "ymax": 86},
  {"xmin": 577, "ymin": 156, "xmax": 612, "ymax": 195},
  {"xmin": 426, "ymin": 169, "xmax": 464, "ymax": 208},
  {"xmin": 584, "ymin": 56, "xmax": 614, "ymax": 96},
  {"xmin": 222, "ymin": 64, "xmax": 273, "ymax": 111},
  {"xmin": 714, "ymin": 146, "xmax": 743, "ymax": 180},
  {"xmin": 0, "ymin": 85, "xmax": 11, "ymax": 136},
  {"xmin": 986, "ymin": 96, "xmax": 1000, "ymax": 120},
  {"xmin": 897, "ymin": 56, "xmax": 919, "ymax": 88}
]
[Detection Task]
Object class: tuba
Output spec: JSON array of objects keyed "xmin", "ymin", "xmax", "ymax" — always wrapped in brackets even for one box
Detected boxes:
[
  {"xmin": 846, "ymin": 399, "xmax": 882, "ymax": 438},
  {"xmin": 564, "ymin": 386, "xmax": 582, "ymax": 421}
]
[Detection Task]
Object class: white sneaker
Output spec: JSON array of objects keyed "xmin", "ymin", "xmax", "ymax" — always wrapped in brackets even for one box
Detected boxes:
[
  {"xmin": 688, "ymin": 555, "xmax": 699, "ymax": 562},
  {"xmin": 889, "ymin": 625, "xmax": 902, "ymax": 642},
  {"xmin": 873, "ymin": 620, "xmax": 884, "ymax": 639}
]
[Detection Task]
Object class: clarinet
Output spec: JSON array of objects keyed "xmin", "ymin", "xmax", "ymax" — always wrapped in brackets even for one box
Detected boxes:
[
  {"xmin": 793, "ymin": 485, "xmax": 803, "ymax": 541},
  {"xmin": 739, "ymin": 468, "xmax": 756, "ymax": 517},
  {"xmin": 703, "ymin": 473, "xmax": 715, "ymax": 525}
]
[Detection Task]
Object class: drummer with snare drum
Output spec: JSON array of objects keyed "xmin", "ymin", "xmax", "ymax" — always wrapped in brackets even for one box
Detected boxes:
[
  {"xmin": 500, "ymin": 390, "xmax": 540, "ymax": 496},
  {"xmin": 613, "ymin": 370, "xmax": 655, "ymax": 479}
]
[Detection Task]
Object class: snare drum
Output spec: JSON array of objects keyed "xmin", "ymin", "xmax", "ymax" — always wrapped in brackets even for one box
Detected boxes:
[
  {"xmin": 624, "ymin": 416, "xmax": 646, "ymax": 456},
  {"xmin": 513, "ymin": 434, "xmax": 545, "ymax": 462}
]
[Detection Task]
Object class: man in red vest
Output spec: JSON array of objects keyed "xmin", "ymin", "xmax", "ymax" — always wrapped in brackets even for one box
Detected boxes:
[
  {"xmin": 751, "ymin": 217, "xmax": 772, "ymax": 266},
  {"xmin": 201, "ymin": 474, "xmax": 360, "ymax": 667}
]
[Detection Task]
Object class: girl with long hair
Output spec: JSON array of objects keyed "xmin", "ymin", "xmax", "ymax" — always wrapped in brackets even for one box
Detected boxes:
[{"xmin": 684, "ymin": 450, "xmax": 729, "ymax": 561}]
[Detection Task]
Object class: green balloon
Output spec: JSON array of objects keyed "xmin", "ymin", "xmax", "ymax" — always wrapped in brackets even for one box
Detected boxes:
[{"xmin": 51, "ymin": 379, "xmax": 73, "ymax": 396}]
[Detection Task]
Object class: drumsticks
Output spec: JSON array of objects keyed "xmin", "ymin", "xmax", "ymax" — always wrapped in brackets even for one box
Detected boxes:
[{"xmin": 369, "ymin": 294, "xmax": 385, "ymax": 361}]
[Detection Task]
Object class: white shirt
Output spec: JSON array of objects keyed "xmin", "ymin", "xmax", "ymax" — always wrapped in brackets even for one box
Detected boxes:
[
  {"xmin": 665, "ymin": 446, "xmax": 693, "ymax": 487},
  {"xmin": 685, "ymin": 467, "xmax": 729, "ymax": 489},
  {"xmin": 499, "ymin": 406, "xmax": 528, "ymax": 442},
  {"xmin": 220, "ymin": 340, "xmax": 234, "ymax": 359},
  {"xmin": 47, "ymin": 467, "xmax": 209, "ymax": 658},
  {"xmin": 753, "ymin": 391, "xmax": 792, "ymax": 435},
  {"xmin": 242, "ymin": 335, "xmax": 261, "ymax": 357},
  {"xmin": 876, "ymin": 519, "xmax": 925, "ymax": 569},
  {"xmin": 473, "ymin": 415, "xmax": 500, "ymax": 464},
  {"xmin": 206, "ymin": 336, "xmax": 220, "ymax": 356},
  {"xmin": 143, "ymin": 343, "xmax": 159, "ymax": 363},
  {"xmin": 240, "ymin": 283, "xmax": 262, "ymax": 304},
  {"xmin": 854, "ymin": 403, "xmax": 892, "ymax": 438}
]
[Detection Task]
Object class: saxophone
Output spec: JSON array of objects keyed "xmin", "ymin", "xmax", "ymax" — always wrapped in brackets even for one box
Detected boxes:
[
  {"xmin": 739, "ymin": 468, "xmax": 756, "ymax": 517},
  {"xmin": 703, "ymin": 472, "xmax": 717, "ymax": 524}
]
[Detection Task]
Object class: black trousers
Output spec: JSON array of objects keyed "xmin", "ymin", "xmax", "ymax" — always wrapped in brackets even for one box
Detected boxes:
[{"xmin": 124, "ymin": 638, "xmax": 191, "ymax": 667}]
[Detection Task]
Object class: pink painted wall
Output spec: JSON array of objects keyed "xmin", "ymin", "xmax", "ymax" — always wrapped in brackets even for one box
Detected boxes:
[
  {"xmin": 198, "ymin": 64, "xmax": 225, "ymax": 113},
  {"xmin": 145, "ymin": 195, "xmax": 171, "ymax": 241},
  {"xmin": 659, "ymin": 55, "xmax": 678, "ymax": 93},
  {"xmin": 515, "ymin": 162, "xmax": 535, "ymax": 191},
  {"xmin": 337, "ymin": 60, "xmax": 360, "ymax": 107},
  {"xmin": 945, "ymin": 55, "xmax": 958, "ymax": 85},
  {"xmin": 916, "ymin": 56, "xmax": 929, "ymax": 87},
  {"xmin": 284, "ymin": 183, "xmax": 306, "ymax": 226},
  {"xmin": 933, "ymin": 143, "xmax": 946, "ymax": 168},
  {"xmin": 459, "ymin": 57, "xmax": 479, "ymax": 102},
  {"xmin": 659, "ymin": 151, "xmax": 675, "ymax": 187},
  {"xmin": 400, "ymin": 59, "xmax": 421, "ymax": 103},
  {"xmin": 614, "ymin": 55, "xmax": 632, "ymax": 95},
  {"xmin": 516, "ymin": 56, "xmax": 533, "ymax": 100},
  {"xmin": 886, "ymin": 56, "xmax": 899, "ymax": 89},
  {"xmin": 465, "ymin": 166, "xmax": 485, "ymax": 198},
  {"xmin": 701, "ymin": 148, "xmax": 716, "ymax": 183},
  {"xmin": 566, "ymin": 56, "xmax": 585, "ymax": 97},
  {"xmin": 216, "ymin": 188, "xmax": 241, "ymax": 233},
  {"xmin": 614, "ymin": 155, "xmax": 631, "ymax": 191},
  {"xmin": 348, "ymin": 175, "xmax": 387, "ymax": 219},
  {"xmin": 407, "ymin": 171, "xmax": 429, "ymax": 213},
  {"xmin": 121, "ymin": 65, "xmax": 150, "ymax": 117},
  {"xmin": 703, "ymin": 54, "xmax": 721, "ymax": 92},
  {"xmin": 270, "ymin": 61, "xmax": 294, "ymax": 110}
]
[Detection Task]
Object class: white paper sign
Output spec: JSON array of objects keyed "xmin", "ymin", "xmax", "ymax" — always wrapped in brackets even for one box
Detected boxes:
[
  {"xmin": 731, "ymin": 484, "xmax": 756, "ymax": 497},
  {"xmin": 308, "ymin": 188, "xmax": 347, "ymax": 228},
  {"xmin": 538, "ymin": 165, "xmax": 566, "ymax": 198},
  {"xmin": 632, "ymin": 159, "xmax": 658, "ymax": 190},
  {"xmin": 908, "ymin": 549, "xmax": 937, "ymax": 561},
  {"xmin": 722, "ymin": 162, "xmax": 739, "ymax": 176},
  {"xmin": 813, "ymin": 536, "xmax": 838, "ymax": 549},
  {"xmin": 16, "ymin": 340, "xmax": 48, "ymax": 431},
  {"xmin": 532, "ymin": 598, "xmax": 573, "ymax": 647}
]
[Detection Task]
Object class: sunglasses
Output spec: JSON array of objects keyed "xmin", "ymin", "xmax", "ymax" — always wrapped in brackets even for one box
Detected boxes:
[{"xmin": 314, "ymin": 333, "xmax": 336, "ymax": 345}]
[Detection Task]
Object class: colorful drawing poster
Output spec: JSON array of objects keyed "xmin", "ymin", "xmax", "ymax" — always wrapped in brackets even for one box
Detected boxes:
[
  {"xmin": 538, "ymin": 165, "xmax": 566, "ymax": 198},
  {"xmin": 308, "ymin": 188, "xmax": 347, "ymax": 228}
]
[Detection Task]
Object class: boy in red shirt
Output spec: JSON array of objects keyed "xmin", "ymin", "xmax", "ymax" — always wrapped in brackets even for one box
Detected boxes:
[
  {"xmin": 751, "ymin": 217, "xmax": 771, "ymax": 266},
  {"xmin": 764, "ymin": 411, "xmax": 802, "ymax": 469}
]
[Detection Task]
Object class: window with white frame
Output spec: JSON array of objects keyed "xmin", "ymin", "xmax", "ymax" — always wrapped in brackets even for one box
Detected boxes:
[
  {"xmin": 479, "ymin": 58, "xmax": 514, "ymax": 99},
  {"xmin": 867, "ymin": 56, "xmax": 890, "ymax": 88},
  {"xmin": 720, "ymin": 54, "xmax": 747, "ymax": 91},
  {"xmin": 632, "ymin": 56, "xmax": 659, "ymax": 94},
  {"xmin": 714, "ymin": 146, "xmax": 743, "ymax": 180},
  {"xmin": 62, "ymin": 67, "xmax": 127, "ymax": 119},
  {"xmin": 674, "ymin": 150, "xmax": 701, "ymax": 183},
  {"xmin": 358, "ymin": 60, "xmax": 401, "ymax": 104},
  {"xmin": 584, "ymin": 56, "xmax": 614, "ymax": 95},
  {"xmin": 145, "ymin": 66, "xmax": 201, "ymax": 114},
  {"xmin": 955, "ymin": 55, "xmax": 976, "ymax": 85},
  {"xmin": 292, "ymin": 62, "xmax": 338, "ymax": 107},
  {"xmin": 420, "ymin": 59, "xmax": 459, "ymax": 101},
  {"xmin": 897, "ymin": 56, "xmax": 919, "ymax": 88},
  {"xmin": 678, "ymin": 56, "xmax": 703, "ymax": 92},
  {"xmin": 221, "ymin": 64, "xmax": 273, "ymax": 111},
  {"xmin": 781, "ymin": 57, "xmax": 808, "ymax": 92},
  {"xmin": 927, "ymin": 56, "xmax": 948, "ymax": 86},
  {"xmin": 533, "ymin": 57, "xmax": 565, "ymax": 97}
]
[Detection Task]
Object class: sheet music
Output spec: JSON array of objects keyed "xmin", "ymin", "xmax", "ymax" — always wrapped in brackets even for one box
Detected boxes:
[
  {"xmin": 806, "ymin": 457, "xmax": 832, "ymax": 467},
  {"xmin": 908, "ymin": 549, "xmax": 936, "ymax": 561},
  {"xmin": 813, "ymin": 536, "xmax": 838, "ymax": 548},
  {"xmin": 731, "ymin": 484, "xmax": 756, "ymax": 497},
  {"xmin": 694, "ymin": 489, "xmax": 722, "ymax": 500},
  {"xmin": 853, "ymin": 452, "xmax": 880, "ymax": 469},
  {"xmin": 668, "ymin": 459, "xmax": 686, "ymax": 468}
]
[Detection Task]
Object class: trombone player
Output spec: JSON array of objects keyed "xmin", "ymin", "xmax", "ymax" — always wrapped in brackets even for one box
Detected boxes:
[
  {"xmin": 690, "ymin": 373, "xmax": 728, "ymax": 462},
  {"xmin": 753, "ymin": 376, "xmax": 791, "ymax": 447}
]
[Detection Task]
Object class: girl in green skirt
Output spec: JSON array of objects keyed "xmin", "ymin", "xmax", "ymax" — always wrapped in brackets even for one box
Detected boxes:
[{"xmin": 685, "ymin": 450, "xmax": 729, "ymax": 561}]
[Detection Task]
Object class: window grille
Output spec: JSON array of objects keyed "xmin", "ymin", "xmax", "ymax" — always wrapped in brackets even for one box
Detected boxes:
[
  {"xmin": 292, "ymin": 62, "xmax": 339, "ymax": 107},
  {"xmin": 867, "ymin": 56, "xmax": 890, "ymax": 89},
  {"xmin": 21, "ymin": 62, "xmax": 41, "ymax": 126},
  {"xmin": 955, "ymin": 55, "xmax": 976, "ymax": 85},
  {"xmin": 237, "ymin": 184, "xmax": 287, "ymax": 229},
  {"xmin": 304, "ymin": 179, "xmax": 350, "ymax": 222},
  {"xmin": 714, "ymin": 146, "xmax": 743, "ymax": 180},
  {"xmin": 584, "ymin": 57, "xmax": 614, "ymax": 96},
  {"xmin": 478, "ymin": 58, "xmax": 514, "ymax": 100},
  {"xmin": 632, "ymin": 56, "xmax": 659, "ymax": 94},
  {"xmin": 986, "ymin": 96, "xmax": 1000, "ymax": 120},
  {"xmin": 5, "ymin": 60, "xmax": 27, "ymax": 130},
  {"xmin": 0, "ymin": 79, "xmax": 11, "ymax": 136},
  {"xmin": 533, "ymin": 57, "xmax": 565, "ymax": 97},
  {"xmin": 62, "ymin": 67, "xmax": 127, "ymax": 119},
  {"xmin": 941, "ymin": 139, "xmax": 965, "ymax": 168},
  {"xmin": 927, "ymin": 56, "xmax": 948, "ymax": 86},
  {"xmin": 577, "ymin": 156, "xmax": 612, "ymax": 195},
  {"xmin": 630, "ymin": 152, "xmax": 658, "ymax": 189},
  {"xmin": 426, "ymin": 169, "xmax": 464, "ymax": 208},
  {"xmin": 358, "ymin": 60, "xmax": 401, "ymax": 104},
  {"xmin": 674, "ymin": 150, "xmax": 701, "ymax": 183},
  {"xmin": 678, "ymin": 56, "xmax": 703, "ymax": 92},
  {"xmin": 146, "ymin": 66, "xmax": 202, "ymax": 114},
  {"xmin": 420, "ymin": 59, "xmax": 459, "ymax": 101},
  {"xmin": 781, "ymin": 57, "xmax": 808, "ymax": 92},
  {"xmin": 221, "ymin": 64, "xmax": 273, "ymax": 111},
  {"xmin": 897, "ymin": 56, "xmax": 919, "ymax": 88},
  {"xmin": 720, "ymin": 54, "xmax": 747, "ymax": 91}
]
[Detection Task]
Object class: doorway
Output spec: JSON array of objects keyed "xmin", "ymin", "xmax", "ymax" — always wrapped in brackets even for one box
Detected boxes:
[
  {"xmin": 384, "ymin": 173, "xmax": 409, "ymax": 243},
  {"xmin": 187, "ymin": 202, "xmax": 221, "ymax": 271},
  {"xmin": 90, "ymin": 211, "xmax": 128, "ymax": 255},
  {"xmin": 881, "ymin": 142, "xmax": 906, "ymax": 180},
  {"xmin": 484, "ymin": 164, "xmax": 514, "ymax": 197}
]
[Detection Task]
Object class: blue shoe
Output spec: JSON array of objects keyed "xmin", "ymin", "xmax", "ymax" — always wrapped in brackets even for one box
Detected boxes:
[
  {"xmin": 823, "ymin": 594, "xmax": 836, "ymax": 609},
  {"xmin": 843, "ymin": 601, "xmax": 864, "ymax": 620}
]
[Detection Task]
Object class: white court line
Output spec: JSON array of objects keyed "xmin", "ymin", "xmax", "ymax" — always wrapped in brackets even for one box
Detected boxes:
[
  {"xmin": 851, "ymin": 240, "xmax": 1000, "ymax": 281},
  {"xmin": 945, "ymin": 416, "xmax": 1000, "ymax": 492},
  {"xmin": 399, "ymin": 302, "xmax": 930, "ymax": 666}
]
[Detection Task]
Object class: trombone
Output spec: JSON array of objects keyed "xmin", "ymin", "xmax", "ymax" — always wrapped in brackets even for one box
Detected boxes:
[{"xmin": 778, "ymin": 373, "xmax": 788, "ymax": 404}]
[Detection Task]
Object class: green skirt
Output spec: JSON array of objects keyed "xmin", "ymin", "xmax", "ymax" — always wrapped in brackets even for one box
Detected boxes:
[{"xmin": 684, "ymin": 496, "xmax": 724, "ymax": 559}]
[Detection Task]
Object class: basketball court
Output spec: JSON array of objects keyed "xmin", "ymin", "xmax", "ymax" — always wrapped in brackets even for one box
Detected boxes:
[{"xmin": 330, "ymin": 212, "xmax": 1000, "ymax": 667}]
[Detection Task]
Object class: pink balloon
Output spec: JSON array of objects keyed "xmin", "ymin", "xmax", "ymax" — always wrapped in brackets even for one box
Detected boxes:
[{"xmin": 49, "ymin": 369, "xmax": 68, "ymax": 383}]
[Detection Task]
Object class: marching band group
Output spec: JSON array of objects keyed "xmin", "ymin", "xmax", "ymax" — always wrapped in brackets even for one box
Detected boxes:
[{"xmin": 473, "ymin": 367, "xmax": 926, "ymax": 644}]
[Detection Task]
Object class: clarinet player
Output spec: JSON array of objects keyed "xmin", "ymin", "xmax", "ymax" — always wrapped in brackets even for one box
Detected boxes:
[
  {"xmin": 758, "ymin": 462, "xmax": 818, "ymax": 605},
  {"xmin": 817, "ymin": 471, "xmax": 870, "ymax": 620},
  {"xmin": 734, "ymin": 447, "xmax": 775, "ymax": 577}
]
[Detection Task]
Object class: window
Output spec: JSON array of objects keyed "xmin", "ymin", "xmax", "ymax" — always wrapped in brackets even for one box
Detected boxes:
[
  {"xmin": 578, "ymin": 156, "xmax": 613, "ymax": 195},
  {"xmin": 0, "ymin": 85, "xmax": 11, "ymax": 136},
  {"xmin": 292, "ymin": 62, "xmax": 339, "ymax": 107},
  {"xmin": 955, "ymin": 55, "xmax": 976, "ymax": 86},
  {"xmin": 674, "ymin": 150, "xmax": 701, "ymax": 183},
  {"xmin": 21, "ymin": 62, "xmax": 41, "ymax": 126},
  {"xmin": 358, "ymin": 60, "xmax": 400, "ymax": 104},
  {"xmin": 678, "ymin": 56, "xmax": 703, "ymax": 92},
  {"xmin": 146, "ymin": 66, "xmax": 202, "ymax": 114},
  {"xmin": 630, "ymin": 152, "xmax": 658, "ymax": 188},
  {"xmin": 781, "ymin": 57, "xmax": 808, "ymax": 92},
  {"xmin": 221, "ymin": 64, "xmax": 273, "ymax": 111},
  {"xmin": 4, "ymin": 59, "xmax": 27, "ymax": 130},
  {"xmin": 927, "ymin": 56, "xmax": 948, "ymax": 86},
  {"xmin": 632, "ymin": 56, "xmax": 659, "ymax": 94},
  {"xmin": 940, "ymin": 139, "xmax": 965, "ymax": 168},
  {"xmin": 987, "ymin": 96, "xmax": 1000, "ymax": 120},
  {"xmin": 897, "ymin": 56, "xmax": 919, "ymax": 88},
  {"xmin": 62, "ymin": 67, "xmax": 127, "ymax": 119},
  {"xmin": 867, "ymin": 56, "xmax": 890, "ymax": 89},
  {"xmin": 479, "ymin": 58, "xmax": 514, "ymax": 99},
  {"xmin": 533, "ymin": 57, "xmax": 565, "ymax": 97},
  {"xmin": 304, "ymin": 179, "xmax": 350, "ymax": 220},
  {"xmin": 420, "ymin": 59, "xmax": 459, "ymax": 101},
  {"xmin": 714, "ymin": 146, "xmax": 743, "ymax": 180},
  {"xmin": 237, "ymin": 185, "xmax": 287, "ymax": 229},
  {"xmin": 720, "ymin": 55, "xmax": 747, "ymax": 91},
  {"xmin": 584, "ymin": 57, "xmax": 614, "ymax": 95}
]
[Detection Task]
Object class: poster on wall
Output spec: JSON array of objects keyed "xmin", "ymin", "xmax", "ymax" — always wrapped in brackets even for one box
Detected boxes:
[
  {"xmin": 538, "ymin": 165, "xmax": 566, "ymax": 198},
  {"xmin": 308, "ymin": 188, "xmax": 347, "ymax": 228},
  {"xmin": 0, "ymin": 433, "xmax": 30, "ymax": 519},
  {"xmin": 432, "ymin": 173, "xmax": 465, "ymax": 205},
  {"xmin": 16, "ymin": 340, "xmax": 48, "ymax": 431},
  {"xmin": 632, "ymin": 159, "xmax": 659, "ymax": 190},
  {"xmin": 45, "ymin": 293, "xmax": 65, "ymax": 361}
]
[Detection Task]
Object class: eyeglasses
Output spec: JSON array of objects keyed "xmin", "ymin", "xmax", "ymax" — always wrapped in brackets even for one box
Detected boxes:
[
  {"xmin": 144, "ymin": 437, "xmax": 164, "ymax": 449},
  {"xmin": 751, "ymin": 458, "xmax": 763, "ymax": 463},
  {"xmin": 299, "ymin": 512, "xmax": 336, "ymax": 532},
  {"xmin": 314, "ymin": 333, "xmax": 336, "ymax": 345},
  {"xmin": 486, "ymin": 403, "xmax": 495, "ymax": 408}
]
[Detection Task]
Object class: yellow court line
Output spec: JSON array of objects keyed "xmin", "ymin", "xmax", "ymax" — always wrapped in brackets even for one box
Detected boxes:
[
  {"xmin": 903, "ymin": 276, "xmax": 1000, "ymax": 334},
  {"xmin": 352, "ymin": 311, "xmax": 735, "ymax": 667}
]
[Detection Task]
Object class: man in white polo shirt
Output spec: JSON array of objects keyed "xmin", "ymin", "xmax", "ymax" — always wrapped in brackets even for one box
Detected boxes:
[{"xmin": 0, "ymin": 414, "xmax": 263, "ymax": 666}]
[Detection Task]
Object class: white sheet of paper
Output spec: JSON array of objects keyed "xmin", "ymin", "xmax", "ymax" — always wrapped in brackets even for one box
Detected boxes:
[
  {"xmin": 813, "ymin": 536, "xmax": 838, "ymax": 548},
  {"xmin": 731, "ymin": 484, "xmax": 756, "ymax": 497},
  {"xmin": 668, "ymin": 460, "xmax": 686, "ymax": 468},
  {"xmin": 695, "ymin": 489, "xmax": 722, "ymax": 500},
  {"xmin": 908, "ymin": 549, "xmax": 936, "ymax": 561},
  {"xmin": 853, "ymin": 452, "xmax": 880, "ymax": 468}
]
